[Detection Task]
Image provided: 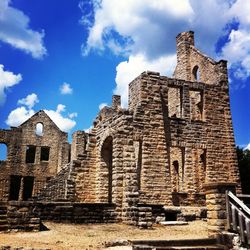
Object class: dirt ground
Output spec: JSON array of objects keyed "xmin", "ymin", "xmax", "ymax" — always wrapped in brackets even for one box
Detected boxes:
[{"xmin": 0, "ymin": 221, "xmax": 208, "ymax": 250}]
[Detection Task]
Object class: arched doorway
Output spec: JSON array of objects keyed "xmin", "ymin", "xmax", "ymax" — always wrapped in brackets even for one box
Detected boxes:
[{"xmin": 101, "ymin": 136, "xmax": 113, "ymax": 203}]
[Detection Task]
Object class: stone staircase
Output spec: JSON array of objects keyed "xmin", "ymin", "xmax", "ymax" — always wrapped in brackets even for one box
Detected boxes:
[
  {"xmin": 132, "ymin": 239, "xmax": 225, "ymax": 250},
  {"xmin": 0, "ymin": 202, "xmax": 8, "ymax": 231}
]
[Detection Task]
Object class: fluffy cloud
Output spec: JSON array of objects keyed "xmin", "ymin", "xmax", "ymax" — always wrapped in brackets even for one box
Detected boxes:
[
  {"xmin": 44, "ymin": 105, "xmax": 76, "ymax": 132},
  {"xmin": 6, "ymin": 94, "xmax": 76, "ymax": 132},
  {"xmin": 81, "ymin": 0, "xmax": 250, "ymax": 103},
  {"xmin": 17, "ymin": 93, "xmax": 39, "ymax": 109},
  {"xmin": 6, "ymin": 106, "xmax": 35, "ymax": 127},
  {"xmin": 0, "ymin": 64, "xmax": 22, "ymax": 105},
  {"xmin": 60, "ymin": 82, "xmax": 73, "ymax": 95},
  {"xmin": 220, "ymin": 0, "xmax": 250, "ymax": 80},
  {"xmin": 115, "ymin": 54, "xmax": 176, "ymax": 106},
  {"xmin": 82, "ymin": 0, "xmax": 194, "ymax": 58},
  {"xmin": 0, "ymin": 0, "xmax": 46, "ymax": 58},
  {"xmin": 69, "ymin": 112, "xmax": 78, "ymax": 119}
]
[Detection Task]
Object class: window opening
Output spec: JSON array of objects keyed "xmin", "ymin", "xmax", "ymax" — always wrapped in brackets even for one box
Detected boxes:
[
  {"xmin": 190, "ymin": 90, "xmax": 203, "ymax": 121},
  {"xmin": 193, "ymin": 149, "xmax": 206, "ymax": 193},
  {"xmin": 22, "ymin": 176, "xmax": 34, "ymax": 201},
  {"xmin": 26, "ymin": 145, "xmax": 36, "ymax": 163},
  {"xmin": 36, "ymin": 123, "xmax": 44, "ymax": 136},
  {"xmin": 170, "ymin": 147, "xmax": 185, "ymax": 192},
  {"xmin": 173, "ymin": 160, "xmax": 179, "ymax": 174},
  {"xmin": 40, "ymin": 147, "xmax": 50, "ymax": 161},
  {"xmin": 101, "ymin": 136, "xmax": 113, "ymax": 203},
  {"xmin": 135, "ymin": 140, "xmax": 143, "ymax": 190},
  {"xmin": 0, "ymin": 143, "xmax": 7, "ymax": 161},
  {"xmin": 192, "ymin": 65, "xmax": 200, "ymax": 81},
  {"xmin": 9, "ymin": 175, "xmax": 22, "ymax": 200},
  {"xmin": 168, "ymin": 87, "xmax": 182, "ymax": 118}
]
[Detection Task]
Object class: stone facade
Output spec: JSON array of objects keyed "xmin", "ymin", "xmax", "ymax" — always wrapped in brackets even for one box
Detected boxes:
[
  {"xmin": 0, "ymin": 31, "xmax": 240, "ymax": 228},
  {"xmin": 0, "ymin": 111, "xmax": 70, "ymax": 201}
]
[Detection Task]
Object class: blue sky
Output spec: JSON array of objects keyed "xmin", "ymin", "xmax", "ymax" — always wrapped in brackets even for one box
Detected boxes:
[{"xmin": 0, "ymin": 0, "xmax": 249, "ymax": 155}]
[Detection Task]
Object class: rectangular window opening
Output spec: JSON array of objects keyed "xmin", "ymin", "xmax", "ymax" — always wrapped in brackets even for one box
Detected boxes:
[
  {"xmin": 40, "ymin": 147, "xmax": 50, "ymax": 161},
  {"xmin": 190, "ymin": 90, "xmax": 204, "ymax": 121},
  {"xmin": 25, "ymin": 145, "xmax": 36, "ymax": 163},
  {"xmin": 168, "ymin": 87, "xmax": 182, "ymax": 118},
  {"xmin": 9, "ymin": 175, "xmax": 22, "ymax": 200},
  {"xmin": 22, "ymin": 176, "xmax": 34, "ymax": 201}
]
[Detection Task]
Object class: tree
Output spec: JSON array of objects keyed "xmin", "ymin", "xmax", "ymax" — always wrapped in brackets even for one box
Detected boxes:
[{"xmin": 237, "ymin": 147, "xmax": 250, "ymax": 194}]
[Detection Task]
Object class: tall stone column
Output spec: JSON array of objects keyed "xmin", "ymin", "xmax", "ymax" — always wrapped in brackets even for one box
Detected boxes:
[{"xmin": 204, "ymin": 182, "xmax": 236, "ymax": 238}]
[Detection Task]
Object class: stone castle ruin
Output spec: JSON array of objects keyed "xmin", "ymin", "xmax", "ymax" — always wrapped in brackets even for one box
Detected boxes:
[{"xmin": 0, "ymin": 31, "xmax": 240, "ymax": 231}]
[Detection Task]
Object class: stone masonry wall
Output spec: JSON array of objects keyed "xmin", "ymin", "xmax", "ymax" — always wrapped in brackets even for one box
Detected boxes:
[
  {"xmin": 0, "ymin": 201, "xmax": 116, "ymax": 232},
  {"xmin": 0, "ymin": 110, "xmax": 70, "ymax": 201},
  {"xmin": 36, "ymin": 160, "xmax": 81, "ymax": 201}
]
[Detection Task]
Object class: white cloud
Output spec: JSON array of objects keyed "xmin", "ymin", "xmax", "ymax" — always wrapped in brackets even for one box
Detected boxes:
[
  {"xmin": 69, "ymin": 112, "xmax": 78, "ymax": 119},
  {"xmin": 82, "ymin": 0, "xmax": 250, "ymax": 105},
  {"xmin": 60, "ymin": 82, "xmax": 73, "ymax": 95},
  {"xmin": 221, "ymin": 30, "xmax": 250, "ymax": 77},
  {"xmin": 6, "ymin": 106, "xmax": 35, "ymax": 127},
  {"xmin": 6, "ymin": 94, "xmax": 76, "ymax": 132},
  {"xmin": 56, "ymin": 104, "xmax": 66, "ymax": 113},
  {"xmin": 0, "ymin": 0, "xmax": 46, "ymax": 58},
  {"xmin": 81, "ymin": 0, "xmax": 250, "ymax": 100},
  {"xmin": 115, "ymin": 53, "xmax": 176, "ymax": 106},
  {"xmin": 17, "ymin": 93, "xmax": 39, "ymax": 109},
  {"xmin": 99, "ymin": 102, "xmax": 107, "ymax": 110},
  {"xmin": 82, "ymin": 0, "xmax": 194, "ymax": 58},
  {"xmin": 244, "ymin": 143, "xmax": 250, "ymax": 151},
  {"xmin": 0, "ymin": 64, "xmax": 22, "ymax": 105},
  {"xmin": 45, "ymin": 104, "xmax": 76, "ymax": 132}
]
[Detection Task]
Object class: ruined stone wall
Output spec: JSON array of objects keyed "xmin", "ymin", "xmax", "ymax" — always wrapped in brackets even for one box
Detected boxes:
[
  {"xmin": 0, "ymin": 128, "xmax": 23, "ymax": 200},
  {"xmin": 36, "ymin": 160, "xmax": 80, "ymax": 201},
  {"xmin": 130, "ymin": 72, "xmax": 172, "ymax": 205},
  {"xmin": 0, "ymin": 111, "xmax": 70, "ymax": 201},
  {"xmin": 0, "ymin": 201, "xmax": 116, "ymax": 232},
  {"xmin": 127, "ymin": 68, "xmax": 239, "ymax": 206},
  {"xmin": 173, "ymin": 31, "xmax": 228, "ymax": 85}
]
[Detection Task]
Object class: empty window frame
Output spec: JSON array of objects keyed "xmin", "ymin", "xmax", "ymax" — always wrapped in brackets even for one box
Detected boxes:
[
  {"xmin": 193, "ymin": 148, "xmax": 206, "ymax": 192},
  {"xmin": 9, "ymin": 175, "xmax": 22, "ymax": 200},
  {"xmin": 0, "ymin": 143, "xmax": 7, "ymax": 161},
  {"xmin": 190, "ymin": 90, "xmax": 203, "ymax": 121},
  {"xmin": 168, "ymin": 87, "xmax": 182, "ymax": 118},
  {"xmin": 22, "ymin": 176, "xmax": 34, "ymax": 201},
  {"xmin": 40, "ymin": 147, "xmax": 50, "ymax": 161},
  {"xmin": 25, "ymin": 145, "xmax": 36, "ymax": 163},
  {"xmin": 35, "ymin": 123, "xmax": 44, "ymax": 136},
  {"xmin": 192, "ymin": 65, "xmax": 200, "ymax": 81},
  {"xmin": 170, "ymin": 147, "xmax": 185, "ymax": 192}
]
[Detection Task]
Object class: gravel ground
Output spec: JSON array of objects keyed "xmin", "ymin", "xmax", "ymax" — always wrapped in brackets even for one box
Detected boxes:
[{"xmin": 0, "ymin": 220, "xmax": 208, "ymax": 250}]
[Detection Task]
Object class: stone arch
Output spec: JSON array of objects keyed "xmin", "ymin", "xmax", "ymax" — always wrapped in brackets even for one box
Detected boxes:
[
  {"xmin": 192, "ymin": 65, "xmax": 200, "ymax": 81},
  {"xmin": 35, "ymin": 122, "xmax": 44, "ymax": 136},
  {"xmin": 100, "ymin": 135, "xmax": 113, "ymax": 203},
  {"xmin": 0, "ymin": 142, "xmax": 8, "ymax": 161}
]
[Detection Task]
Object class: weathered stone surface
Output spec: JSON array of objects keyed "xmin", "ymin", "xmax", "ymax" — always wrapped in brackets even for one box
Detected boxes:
[{"xmin": 0, "ymin": 31, "xmax": 240, "ymax": 230}]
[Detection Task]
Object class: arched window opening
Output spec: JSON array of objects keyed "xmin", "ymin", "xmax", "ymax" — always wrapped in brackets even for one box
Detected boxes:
[
  {"xmin": 101, "ymin": 136, "xmax": 113, "ymax": 203},
  {"xmin": 0, "ymin": 143, "xmax": 7, "ymax": 161},
  {"xmin": 35, "ymin": 123, "xmax": 44, "ymax": 136},
  {"xmin": 192, "ymin": 65, "xmax": 200, "ymax": 81}
]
